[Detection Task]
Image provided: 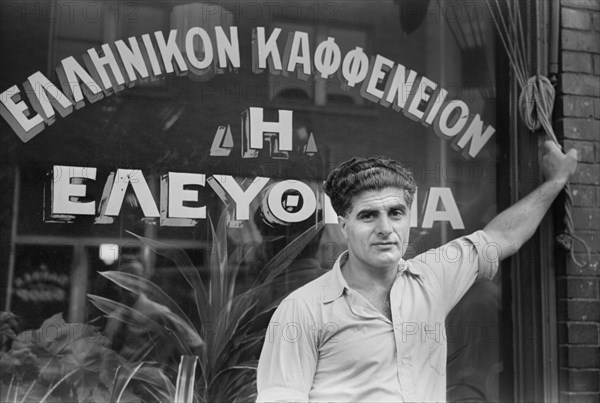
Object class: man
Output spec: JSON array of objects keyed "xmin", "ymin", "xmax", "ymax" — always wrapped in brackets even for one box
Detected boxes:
[{"xmin": 256, "ymin": 141, "xmax": 578, "ymax": 402}]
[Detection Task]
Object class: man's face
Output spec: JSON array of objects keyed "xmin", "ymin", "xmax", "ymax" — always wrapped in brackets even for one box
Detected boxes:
[{"xmin": 338, "ymin": 187, "xmax": 411, "ymax": 270}]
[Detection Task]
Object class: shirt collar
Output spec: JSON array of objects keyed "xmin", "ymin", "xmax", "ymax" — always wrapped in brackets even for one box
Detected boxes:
[
  {"xmin": 322, "ymin": 251, "xmax": 420, "ymax": 304},
  {"xmin": 322, "ymin": 252, "xmax": 350, "ymax": 303}
]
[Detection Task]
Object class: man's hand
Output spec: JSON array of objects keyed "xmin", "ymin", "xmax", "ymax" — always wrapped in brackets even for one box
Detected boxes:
[
  {"xmin": 542, "ymin": 140, "xmax": 578, "ymax": 185},
  {"xmin": 483, "ymin": 140, "xmax": 579, "ymax": 261}
]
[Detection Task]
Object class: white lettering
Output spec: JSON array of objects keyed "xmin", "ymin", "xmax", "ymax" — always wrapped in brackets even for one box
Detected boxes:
[
  {"xmin": 422, "ymin": 187, "xmax": 464, "ymax": 230},
  {"xmin": 52, "ymin": 165, "xmax": 96, "ymax": 216}
]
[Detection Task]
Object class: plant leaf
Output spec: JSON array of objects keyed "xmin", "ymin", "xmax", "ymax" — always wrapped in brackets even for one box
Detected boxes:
[
  {"xmin": 209, "ymin": 301, "xmax": 257, "ymax": 372},
  {"xmin": 208, "ymin": 216, "xmax": 227, "ymax": 321},
  {"xmin": 99, "ymin": 271, "xmax": 196, "ymax": 334},
  {"xmin": 256, "ymin": 221, "xmax": 324, "ymax": 284},
  {"xmin": 39, "ymin": 367, "xmax": 79, "ymax": 403},
  {"xmin": 174, "ymin": 355, "xmax": 198, "ymax": 403},
  {"xmin": 87, "ymin": 294, "xmax": 196, "ymax": 357},
  {"xmin": 110, "ymin": 361, "xmax": 145, "ymax": 403},
  {"xmin": 134, "ymin": 367, "xmax": 176, "ymax": 402},
  {"xmin": 126, "ymin": 230, "xmax": 210, "ymax": 329},
  {"xmin": 211, "ymin": 361, "xmax": 258, "ymax": 380}
]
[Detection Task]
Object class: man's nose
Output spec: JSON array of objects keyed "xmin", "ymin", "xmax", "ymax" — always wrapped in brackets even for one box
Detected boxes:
[{"xmin": 376, "ymin": 216, "xmax": 393, "ymax": 235}]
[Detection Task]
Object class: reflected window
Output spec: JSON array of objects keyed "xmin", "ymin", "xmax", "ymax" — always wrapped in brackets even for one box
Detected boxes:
[{"xmin": 268, "ymin": 23, "xmax": 367, "ymax": 107}]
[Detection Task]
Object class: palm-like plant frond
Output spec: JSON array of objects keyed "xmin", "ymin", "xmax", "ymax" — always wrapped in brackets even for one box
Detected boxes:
[{"xmin": 96, "ymin": 211, "xmax": 325, "ymax": 402}]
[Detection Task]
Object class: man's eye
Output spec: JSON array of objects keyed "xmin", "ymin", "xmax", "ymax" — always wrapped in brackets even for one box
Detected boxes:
[
  {"xmin": 360, "ymin": 213, "xmax": 374, "ymax": 219},
  {"xmin": 391, "ymin": 210, "xmax": 405, "ymax": 217}
]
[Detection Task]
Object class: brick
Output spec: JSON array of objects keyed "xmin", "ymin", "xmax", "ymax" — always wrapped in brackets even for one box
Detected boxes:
[
  {"xmin": 560, "ymin": 321, "xmax": 570, "ymax": 342},
  {"xmin": 568, "ymin": 346, "xmax": 600, "ymax": 367},
  {"xmin": 561, "ymin": 392, "xmax": 600, "ymax": 403},
  {"xmin": 560, "ymin": 118, "xmax": 600, "ymax": 140},
  {"xmin": 571, "ymin": 184, "xmax": 598, "ymax": 206},
  {"xmin": 573, "ymin": 207, "xmax": 600, "ymax": 229},
  {"xmin": 563, "ymin": 52, "xmax": 594, "ymax": 73},
  {"xmin": 571, "ymin": 163, "xmax": 600, "ymax": 184},
  {"xmin": 569, "ymin": 369, "xmax": 600, "ymax": 391},
  {"xmin": 595, "ymin": 54, "xmax": 600, "ymax": 75},
  {"xmin": 573, "ymin": 231, "xmax": 600, "ymax": 254},
  {"xmin": 559, "ymin": 301, "xmax": 568, "ymax": 321},
  {"xmin": 564, "ymin": 140, "xmax": 597, "ymax": 162},
  {"xmin": 569, "ymin": 323, "xmax": 600, "ymax": 344},
  {"xmin": 558, "ymin": 276, "xmax": 569, "ymax": 299},
  {"xmin": 561, "ymin": 74, "xmax": 600, "ymax": 97},
  {"xmin": 563, "ymin": 8, "xmax": 593, "ymax": 30},
  {"xmin": 561, "ymin": 96, "xmax": 596, "ymax": 118},
  {"xmin": 560, "ymin": 344, "xmax": 570, "ymax": 365},
  {"xmin": 568, "ymin": 278, "xmax": 600, "ymax": 299},
  {"xmin": 567, "ymin": 300, "xmax": 600, "ymax": 321},
  {"xmin": 561, "ymin": 0, "xmax": 600, "ymax": 11},
  {"xmin": 593, "ymin": 11, "xmax": 600, "ymax": 31},
  {"xmin": 558, "ymin": 276, "xmax": 599, "ymax": 298},
  {"xmin": 560, "ymin": 367, "xmax": 570, "ymax": 393},
  {"xmin": 567, "ymin": 253, "xmax": 600, "ymax": 276},
  {"xmin": 562, "ymin": 29, "xmax": 600, "ymax": 53}
]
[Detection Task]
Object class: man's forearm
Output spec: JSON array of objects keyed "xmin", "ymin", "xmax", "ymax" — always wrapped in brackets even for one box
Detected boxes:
[{"xmin": 483, "ymin": 179, "xmax": 565, "ymax": 261}]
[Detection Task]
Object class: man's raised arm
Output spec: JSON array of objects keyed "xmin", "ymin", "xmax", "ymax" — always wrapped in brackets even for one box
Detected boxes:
[{"xmin": 483, "ymin": 141, "xmax": 578, "ymax": 261}]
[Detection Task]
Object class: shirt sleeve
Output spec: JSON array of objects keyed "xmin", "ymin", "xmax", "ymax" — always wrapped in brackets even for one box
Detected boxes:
[
  {"xmin": 413, "ymin": 230, "xmax": 500, "ymax": 314},
  {"xmin": 256, "ymin": 296, "xmax": 318, "ymax": 402}
]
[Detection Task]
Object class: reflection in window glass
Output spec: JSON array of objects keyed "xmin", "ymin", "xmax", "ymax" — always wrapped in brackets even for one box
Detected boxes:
[
  {"xmin": 5, "ymin": 1, "xmax": 506, "ymax": 401},
  {"xmin": 12, "ymin": 245, "xmax": 72, "ymax": 330}
]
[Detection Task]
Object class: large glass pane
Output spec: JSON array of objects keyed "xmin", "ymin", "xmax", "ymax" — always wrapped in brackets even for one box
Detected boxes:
[{"xmin": 1, "ymin": 1, "xmax": 508, "ymax": 401}]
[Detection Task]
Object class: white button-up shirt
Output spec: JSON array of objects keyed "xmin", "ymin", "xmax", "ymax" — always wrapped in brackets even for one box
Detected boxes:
[{"xmin": 257, "ymin": 230, "xmax": 499, "ymax": 402}]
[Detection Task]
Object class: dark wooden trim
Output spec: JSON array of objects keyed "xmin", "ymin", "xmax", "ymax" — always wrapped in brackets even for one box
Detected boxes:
[
  {"xmin": 507, "ymin": 1, "xmax": 560, "ymax": 402},
  {"xmin": 495, "ymin": 27, "xmax": 515, "ymax": 403},
  {"xmin": 537, "ymin": 0, "xmax": 560, "ymax": 399}
]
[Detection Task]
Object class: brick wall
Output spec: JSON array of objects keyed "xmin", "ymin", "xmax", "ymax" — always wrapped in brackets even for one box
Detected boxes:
[{"xmin": 557, "ymin": 1, "xmax": 600, "ymax": 402}]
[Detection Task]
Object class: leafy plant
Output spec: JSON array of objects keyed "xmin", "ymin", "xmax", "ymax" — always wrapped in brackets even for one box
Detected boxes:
[
  {"xmin": 0, "ymin": 313, "xmax": 172, "ymax": 403},
  {"xmin": 0, "ymin": 312, "xmax": 18, "ymax": 352},
  {"xmin": 89, "ymin": 212, "xmax": 325, "ymax": 402}
]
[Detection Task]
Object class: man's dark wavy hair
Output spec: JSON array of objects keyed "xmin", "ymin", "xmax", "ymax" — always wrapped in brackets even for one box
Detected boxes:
[{"xmin": 323, "ymin": 156, "xmax": 417, "ymax": 217}]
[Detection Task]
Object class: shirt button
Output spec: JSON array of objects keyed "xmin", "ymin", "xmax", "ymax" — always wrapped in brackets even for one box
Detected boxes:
[{"xmin": 401, "ymin": 357, "xmax": 409, "ymax": 365}]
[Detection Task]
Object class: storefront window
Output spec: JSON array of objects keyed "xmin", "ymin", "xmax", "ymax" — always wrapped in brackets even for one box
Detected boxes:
[{"xmin": 2, "ymin": 1, "xmax": 508, "ymax": 401}]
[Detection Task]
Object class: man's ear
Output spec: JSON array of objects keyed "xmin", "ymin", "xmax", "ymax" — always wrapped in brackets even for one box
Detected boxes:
[{"xmin": 338, "ymin": 215, "xmax": 348, "ymax": 239}]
